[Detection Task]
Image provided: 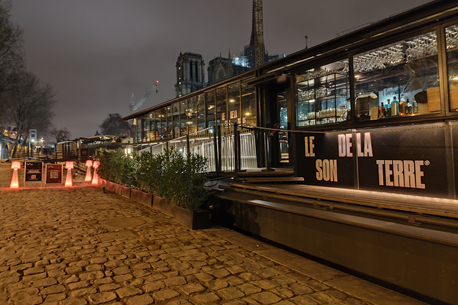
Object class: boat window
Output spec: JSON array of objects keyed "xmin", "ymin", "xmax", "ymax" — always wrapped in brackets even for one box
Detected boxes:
[
  {"xmin": 216, "ymin": 87, "xmax": 227, "ymax": 125},
  {"xmin": 228, "ymin": 82, "xmax": 241, "ymax": 124},
  {"xmin": 241, "ymin": 83, "xmax": 256, "ymax": 127},
  {"xmin": 446, "ymin": 24, "xmax": 458, "ymax": 111},
  {"xmin": 197, "ymin": 94, "xmax": 206, "ymax": 130},
  {"xmin": 172, "ymin": 102, "xmax": 180, "ymax": 138},
  {"xmin": 353, "ymin": 31, "xmax": 440, "ymax": 121},
  {"xmin": 206, "ymin": 91, "xmax": 216, "ymax": 128},
  {"xmin": 296, "ymin": 60, "xmax": 350, "ymax": 126},
  {"xmin": 187, "ymin": 96, "xmax": 197, "ymax": 134}
]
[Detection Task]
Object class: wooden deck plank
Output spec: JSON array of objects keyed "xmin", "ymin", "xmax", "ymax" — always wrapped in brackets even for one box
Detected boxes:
[
  {"xmin": 236, "ymin": 170, "xmax": 294, "ymax": 177},
  {"xmin": 216, "ymin": 191, "xmax": 458, "ymax": 246},
  {"xmin": 228, "ymin": 182, "xmax": 458, "ymax": 219},
  {"xmin": 238, "ymin": 177, "xmax": 304, "ymax": 183}
]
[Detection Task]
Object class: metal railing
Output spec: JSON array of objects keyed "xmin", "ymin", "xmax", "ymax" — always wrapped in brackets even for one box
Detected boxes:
[{"xmin": 139, "ymin": 123, "xmax": 259, "ymax": 175}]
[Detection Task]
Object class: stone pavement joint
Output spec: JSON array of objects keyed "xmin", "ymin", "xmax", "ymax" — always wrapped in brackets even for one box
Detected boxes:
[{"xmin": 0, "ymin": 161, "xmax": 426, "ymax": 305}]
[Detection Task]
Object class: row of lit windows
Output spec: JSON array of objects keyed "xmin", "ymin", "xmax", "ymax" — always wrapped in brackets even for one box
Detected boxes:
[
  {"xmin": 133, "ymin": 81, "xmax": 256, "ymax": 143},
  {"xmin": 296, "ymin": 24, "xmax": 458, "ymax": 126}
]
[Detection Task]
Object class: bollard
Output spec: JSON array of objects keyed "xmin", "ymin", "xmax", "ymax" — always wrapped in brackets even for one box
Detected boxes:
[
  {"xmin": 92, "ymin": 161, "xmax": 100, "ymax": 185},
  {"xmin": 65, "ymin": 161, "xmax": 74, "ymax": 187},
  {"xmin": 85, "ymin": 160, "xmax": 93, "ymax": 182},
  {"xmin": 10, "ymin": 161, "xmax": 21, "ymax": 189}
]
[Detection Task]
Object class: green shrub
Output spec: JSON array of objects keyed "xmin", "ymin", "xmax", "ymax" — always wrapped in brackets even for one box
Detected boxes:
[
  {"xmin": 173, "ymin": 152, "xmax": 208, "ymax": 210},
  {"xmin": 97, "ymin": 149, "xmax": 135, "ymax": 186},
  {"xmin": 96, "ymin": 147, "xmax": 208, "ymax": 211}
]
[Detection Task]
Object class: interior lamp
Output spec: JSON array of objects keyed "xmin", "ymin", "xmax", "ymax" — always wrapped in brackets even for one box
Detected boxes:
[
  {"xmin": 92, "ymin": 161, "xmax": 100, "ymax": 185},
  {"xmin": 10, "ymin": 161, "xmax": 21, "ymax": 189},
  {"xmin": 85, "ymin": 160, "xmax": 93, "ymax": 182},
  {"xmin": 65, "ymin": 161, "xmax": 74, "ymax": 187}
]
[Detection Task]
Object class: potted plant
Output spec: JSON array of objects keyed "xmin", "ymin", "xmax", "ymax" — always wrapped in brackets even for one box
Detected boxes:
[
  {"xmin": 96, "ymin": 149, "xmax": 133, "ymax": 198},
  {"xmin": 96, "ymin": 147, "xmax": 211, "ymax": 230},
  {"xmin": 152, "ymin": 147, "xmax": 211, "ymax": 229},
  {"xmin": 130, "ymin": 151, "xmax": 156, "ymax": 206}
]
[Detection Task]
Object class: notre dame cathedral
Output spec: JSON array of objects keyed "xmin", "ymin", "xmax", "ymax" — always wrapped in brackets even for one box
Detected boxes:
[{"xmin": 174, "ymin": 1, "xmax": 283, "ymax": 98}]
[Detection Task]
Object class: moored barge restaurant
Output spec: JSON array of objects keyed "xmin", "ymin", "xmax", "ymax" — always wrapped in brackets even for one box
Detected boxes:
[{"xmin": 123, "ymin": 2, "xmax": 458, "ymax": 304}]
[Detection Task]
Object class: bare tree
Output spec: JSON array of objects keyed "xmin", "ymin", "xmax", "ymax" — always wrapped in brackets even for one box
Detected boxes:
[
  {"xmin": 4, "ymin": 71, "xmax": 55, "ymax": 157},
  {"xmin": 50, "ymin": 127, "xmax": 72, "ymax": 143},
  {"xmin": 0, "ymin": 0, "xmax": 24, "ymax": 97},
  {"xmin": 0, "ymin": 1, "xmax": 24, "ymax": 128},
  {"xmin": 99, "ymin": 113, "xmax": 130, "ymax": 137}
]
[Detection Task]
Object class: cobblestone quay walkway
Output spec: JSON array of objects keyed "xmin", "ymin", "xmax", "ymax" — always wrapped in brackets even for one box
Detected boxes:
[{"xmin": 0, "ymin": 162, "xmax": 425, "ymax": 305}]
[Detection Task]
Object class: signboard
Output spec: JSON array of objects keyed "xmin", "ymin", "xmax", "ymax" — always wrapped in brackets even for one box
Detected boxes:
[
  {"xmin": 295, "ymin": 132, "xmax": 355, "ymax": 188},
  {"xmin": 24, "ymin": 161, "xmax": 43, "ymax": 182},
  {"xmin": 29, "ymin": 129, "xmax": 37, "ymax": 142},
  {"xmin": 295, "ymin": 123, "xmax": 449, "ymax": 197},
  {"xmin": 45, "ymin": 164, "xmax": 63, "ymax": 184}
]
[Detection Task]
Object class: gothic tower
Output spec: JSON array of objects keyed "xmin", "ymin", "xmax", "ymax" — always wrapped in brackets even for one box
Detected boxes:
[
  {"xmin": 175, "ymin": 52, "xmax": 206, "ymax": 98},
  {"xmin": 253, "ymin": 0, "xmax": 265, "ymax": 67},
  {"xmin": 241, "ymin": 0, "xmax": 279, "ymax": 69},
  {"xmin": 241, "ymin": 0, "xmax": 265, "ymax": 68}
]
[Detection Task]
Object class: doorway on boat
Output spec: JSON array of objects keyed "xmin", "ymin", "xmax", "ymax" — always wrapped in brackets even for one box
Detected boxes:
[{"xmin": 276, "ymin": 92, "xmax": 289, "ymax": 165}]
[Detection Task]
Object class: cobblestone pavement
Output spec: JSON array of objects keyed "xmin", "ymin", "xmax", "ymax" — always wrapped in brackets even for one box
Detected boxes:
[{"xmin": 0, "ymin": 162, "xmax": 425, "ymax": 305}]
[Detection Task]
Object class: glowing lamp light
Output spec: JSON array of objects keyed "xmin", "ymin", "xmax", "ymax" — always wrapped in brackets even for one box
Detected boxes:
[
  {"xmin": 85, "ymin": 160, "xmax": 93, "ymax": 182},
  {"xmin": 92, "ymin": 161, "xmax": 100, "ymax": 185},
  {"xmin": 11, "ymin": 161, "xmax": 21, "ymax": 170},
  {"xmin": 10, "ymin": 161, "xmax": 21, "ymax": 189},
  {"xmin": 65, "ymin": 161, "xmax": 73, "ymax": 187}
]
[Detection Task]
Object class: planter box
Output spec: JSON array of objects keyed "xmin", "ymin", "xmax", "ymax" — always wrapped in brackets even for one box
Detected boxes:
[
  {"xmin": 104, "ymin": 181, "xmax": 131, "ymax": 199},
  {"xmin": 131, "ymin": 189, "xmax": 153, "ymax": 207},
  {"xmin": 153, "ymin": 196, "xmax": 174, "ymax": 217},
  {"xmin": 113, "ymin": 183, "xmax": 121, "ymax": 195},
  {"xmin": 106, "ymin": 181, "xmax": 114, "ymax": 192},
  {"xmin": 119, "ymin": 185, "xmax": 131, "ymax": 199},
  {"xmin": 173, "ymin": 205, "xmax": 211, "ymax": 230},
  {"xmin": 153, "ymin": 196, "xmax": 211, "ymax": 230},
  {"xmin": 106, "ymin": 181, "xmax": 120, "ymax": 194}
]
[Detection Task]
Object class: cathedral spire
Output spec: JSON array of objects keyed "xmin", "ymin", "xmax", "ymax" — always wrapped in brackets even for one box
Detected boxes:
[
  {"xmin": 244, "ymin": 0, "xmax": 265, "ymax": 68},
  {"xmin": 253, "ymin": 0, "xmax": 265, "ymax": 67},
  {"xmin": 249, "ymin": 1, "xmax": 255, "ymax": 48},
  {"xmin": 227, "ymin": 49, "xmax": 233, "ymax": 72}
]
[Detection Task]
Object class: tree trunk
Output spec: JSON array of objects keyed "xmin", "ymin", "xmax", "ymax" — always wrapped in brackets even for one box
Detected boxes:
[{"xmin": 11, "ymin": 129, "xmax": 22, "ymax": 158}]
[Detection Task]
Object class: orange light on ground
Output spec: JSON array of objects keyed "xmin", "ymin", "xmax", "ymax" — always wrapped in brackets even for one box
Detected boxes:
[
  {"xmin": 65, "ymin": 161, "xmax": 74, "ymax": 187},
  {"xmin": 10, "ymin": 161, "xmax": 21, "ymax": 189},
  {"xmin": 85, "ymin": 160, "xmax": 93, "ymax": 182},
  {"xmin": 92, "ymin": 161, "xmax": 100, "ymax": 185}
]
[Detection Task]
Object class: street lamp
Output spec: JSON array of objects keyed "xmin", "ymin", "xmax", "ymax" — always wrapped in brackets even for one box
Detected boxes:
[
  {"xmin": 10, "ymin": 161, "xmax": 21, "ymax": 188},
  {"xmin": 85, "ymin": 160, "xmax": 93, "ymax": 182},
  {"xmin": 65, "ymin": 161, "xmax": 74, "ymax": 187}
]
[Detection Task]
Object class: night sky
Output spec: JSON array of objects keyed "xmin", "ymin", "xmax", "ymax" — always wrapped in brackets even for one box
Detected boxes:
[{"xmin": 10, "ymin": 0, "xmax": 431, "ymax": 139}]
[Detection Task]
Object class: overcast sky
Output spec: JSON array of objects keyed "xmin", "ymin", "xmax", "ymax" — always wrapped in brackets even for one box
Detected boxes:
[{"xmin": 10, "ymin": 0, "xmax": 431, "ymax": 139}]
